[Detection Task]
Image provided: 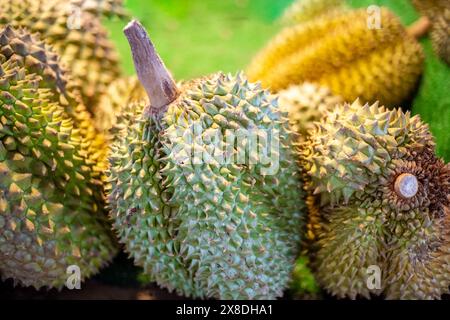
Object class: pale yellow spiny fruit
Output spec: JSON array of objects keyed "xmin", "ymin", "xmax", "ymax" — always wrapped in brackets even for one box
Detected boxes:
[{"xmin": 247, "ymin": 8, "xmax": 424, "ymax": 107}]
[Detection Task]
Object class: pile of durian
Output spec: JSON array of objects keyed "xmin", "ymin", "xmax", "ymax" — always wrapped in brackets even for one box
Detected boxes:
[{"xmin": 0, "ymin": 0, "xmax": 449, "ymax": 300}]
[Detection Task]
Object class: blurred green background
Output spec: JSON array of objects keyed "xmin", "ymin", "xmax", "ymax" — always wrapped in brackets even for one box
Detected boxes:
[
  {"xmin": 104, "ymin": 0, "xmax": 292, "ymax": 79},
  {"xmin": 105, "ymin": 0, "xmax": 449, "ymax": 161}
]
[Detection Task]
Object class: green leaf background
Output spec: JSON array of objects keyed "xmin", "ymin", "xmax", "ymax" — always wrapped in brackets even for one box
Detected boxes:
[{"xmin": 105, "ymin": 0, "xmax": 449, "ymax": 161}]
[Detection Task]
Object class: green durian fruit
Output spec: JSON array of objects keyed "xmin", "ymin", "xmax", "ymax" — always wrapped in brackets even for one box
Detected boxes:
[
  {"xmin": 302, "ymin": 100, "xmax": 434, "ymax": 206},
  {"xmin": 94, "ymin": 76, "xmax": 146, "ymax": 135},
  {"xmin": 302, "ymin": 100, "xmax": 450, "ymax": 299},
  {"xmin": 107, "ymin": 21, "xmax": 304, "ymax": 299},
  {"xmin": 0, "ymin": 28, "xmax": 116, "ymax": 289},
  {"xmin": 0, "ymin": 0, "xmax": 124, "ymax": 111},
  {"xmin": 280, "ymin": 0, "xmax": 347, "ymax": 25},
  {"xmin": 0, "ymin": 26, "xmax": 109, "ymax": 186},
  {"xmin": 278, "ymin": 83, "xmax": 342, "ymax": 138},
  {"xmin": 247, "ymin": 8, "xmax": 424, "ymax": 107}
]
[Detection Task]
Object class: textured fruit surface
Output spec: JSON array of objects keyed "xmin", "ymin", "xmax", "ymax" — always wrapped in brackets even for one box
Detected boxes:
[
  {"xmin": 348, "ymin": 0, "xmax": 450, "ymax": 167},
  {"xmin": 412, "ymin": 0, "xmax": 450, "ymax": 65},
  {"xmin": 108, "ymin": 73, "xmax": 304, "ymax": 299},
  {"xmin": 301, "ymin": 100, "xmax": 450, "ymax": 299},
  {"xmin": 0, "ymin": 0, "xmax": 122, "ymax": 110},
  {"xmin": 94, "ymin": 76, "xmax": 146, "ymax": 135},
  {"xmin": 430, "ymin": 9, "xmax": 450, "ymax": 65},
  {"xmin": 280, "ymin": 0, "xmax": 347, "ymax": 25},
  {"xmin": 105, "ymin": 0, "xmax": 449, "ymax": 166},
  {"xmin": 0, "ymin": 27, "xmax": 116, "ymax": 289},
  {"xmin": 246, "ymin": 8, "xmax": 424, "ymax": 107},
  {"xmin": 0, "ymin": 26, "xmax": 109, "ymax": 185},
  {"xmin": 412, "ymin": 0, "xmax": 449, "ymax": 16},
  {"xmin": 278, "ymin": 83, "xmax": 342, "ymax": 138}
]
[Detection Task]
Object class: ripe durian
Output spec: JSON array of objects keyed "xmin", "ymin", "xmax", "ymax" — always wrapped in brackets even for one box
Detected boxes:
[
  {"xmin": 412, "ymin": 0, "xmax": 449, "ymax": 65},
  {"xmin": 412, "ymin": 0, "xmax": 449, "ymax": 16},
  {"xmin": 94, "ymin": 76, "xmax": 146, "ymax": 135},
  {"xmin": 107, "ymin": 21, "xmax": 304, "ymax": 299},
  {"xmin": 430, "ymin": 9, "xmax": 450, "ymax": 65},
  {"xmin": 0, "ymin": 0, "xmax": 123, "ymax": 110},
  {"xmin": 247, "ymin": 8, "xmax": 424, "ymax": 107},
  {"xmin": 0, "ymin": 26, "xmax": 116, "ymax": 289},
  {"xmin": 280, "ymin": 0, "xmax": 347, "ymax": 25},
  {"xmin": 278, "ymin": 83, "xmax": 342, "ymax": 138},
  {"xmin": 301, "ymin": 100, "xmax": 450, "ymax": 299}
]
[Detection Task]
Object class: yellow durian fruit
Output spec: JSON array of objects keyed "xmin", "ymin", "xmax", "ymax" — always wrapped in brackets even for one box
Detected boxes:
[{"xmin": 247, "ymin": 8, "xmax": 425, "ymax": 107}]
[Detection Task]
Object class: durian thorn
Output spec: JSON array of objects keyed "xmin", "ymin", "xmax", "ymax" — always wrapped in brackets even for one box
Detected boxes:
[
  {"xmin": 124, "ymin": 20, "xmax": 179, "ymax": 114},
  {"xmin": 406, "ymin": 16, "xmax": 431, "ymax": 39},
  {"xmin": 394, "ymin": 173, "xmax": 418, "ymax": 199}
]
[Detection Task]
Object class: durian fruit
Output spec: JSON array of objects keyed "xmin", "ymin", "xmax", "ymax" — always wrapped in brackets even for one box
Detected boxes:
[
  {"xmin": 0, "ymin": 27, "xmax": 116, "ymax": 289},
  {"xmin": 94, "ymin": 76, "xmax": 146, "ymax": 135},
  {"xmin": 412, "ymin": 0, "xmax": 449, "ymax": 16},
  {"xmin": 0, "ymin": 26, "xmax": 109, "ymax": 185},
  {"xmin": 430, "ymin": 9, "xmax": 450, "ymax": 65},
  {"xmin": 280, "ymin": 0, "xmax": 347, "ymax": 25},
  {"xmin": 278, "ymin": 83, "xmax": 342, "ymax": 138},
  {"xmin": 107, "ymin": 21, "xmax": 304, "ymax": 299},
  {"xmin": 412, "ymin": 0, "xmax": 450, "ymax": 65},
  {"xmin": 0, "ymin": 0, "xmax": 123, "ymax": 111},
  {"xmin": 246, "ymin": 8, "xmax": 424, "ymax": 107},
  {"xmin": 301, "ymin": 100, "xmax": 450, "ymax": 299}
]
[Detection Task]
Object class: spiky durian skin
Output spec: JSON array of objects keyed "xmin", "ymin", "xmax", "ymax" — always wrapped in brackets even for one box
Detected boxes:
[
  {"xmin": 412, "ymin": 1, "xmax": 450, "ymax": 65},
  {"xmin": 280, "ymin": 0, "xmax": 347, "ymax": 25},
  {"xmin": 302, "ymin": 101, "xmax": 450, "ymax": 299},
  {"xmin": 246, "ymin": 8, "xmax": 424, "ymax": 107},
  {"xmin": 412, "ymin": 0, "xmax": 449, "ymax": 16},
  {"xmin": 430, "ymin": 9, "xmax": 450, "ymax": 65},
  {"xmin": 0, "ymin": 57, "xmax": 116, "ymax": 288},
  {"xmin": 302, "ymin": 100, "xmax": 433, "ymax": 206},
  {"xmin": 278, "ymin": 83, "xmax": 342, "ymax": 138},
  {"xmin": 0, "ymin": 0, "xmax": 122, "ymax": 110},
  {"xmin": 108, "ymin": 73, "xmax": 304, "ymax": 299},
  {"xmin": 0, "ymin": 26, "xmax": 109, "ymax": 186},
  {"xmin": 94, "ymin": 76, "xmax": 146, "ymax": 135}
]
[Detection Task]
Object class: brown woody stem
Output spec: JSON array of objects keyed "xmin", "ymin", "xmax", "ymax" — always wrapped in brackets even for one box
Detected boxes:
[
  {"xmin": 407, "ymin": 16, "xmax": 431, "ymax": 39},
  {"xmin": 124, "ymin": 20, "xmax": 179, "ymax": 114}
]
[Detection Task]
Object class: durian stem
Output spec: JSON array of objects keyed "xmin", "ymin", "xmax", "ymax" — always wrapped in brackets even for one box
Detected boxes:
[
  {"xmin": 407, "ymin": 16, "xmax": 431, "ymax": 39},
  {"xmin": 394, "ymin": 173, "xmax": 418, "ymax": 199},
  {"xmin": 124, "ymin": 20, "xmax": 179, "ymax": 113}
]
